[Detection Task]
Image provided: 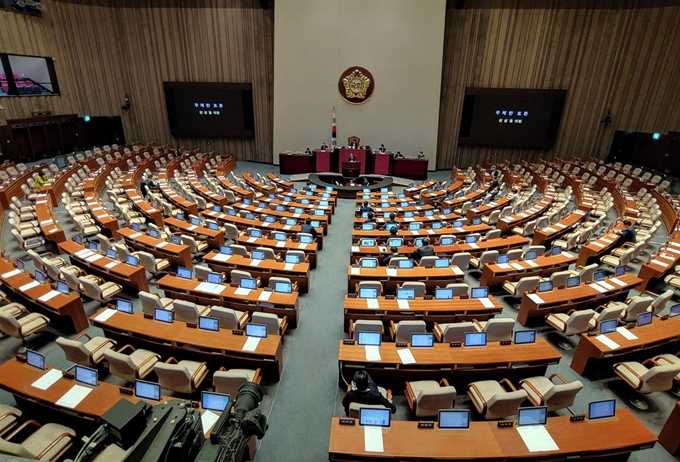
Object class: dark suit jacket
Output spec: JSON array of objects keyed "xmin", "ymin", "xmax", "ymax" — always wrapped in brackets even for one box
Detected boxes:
[
  {"xmin": 413, "ymin": 245, "xmax": 436, "ymax": 262},
  {"xmin": 300, "ymin": 224, "xmax": 318, "ymax": 239},
  {"xmin": 342, "ymin": 380, "xmax": 396, "ymax": 416},
  {"xmin": 617, "ymin": 227, "xmax": 636, "ymax": 245}
]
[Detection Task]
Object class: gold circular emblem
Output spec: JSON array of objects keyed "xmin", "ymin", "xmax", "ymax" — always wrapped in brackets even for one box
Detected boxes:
[{"xmin": 338, "ymin": 67, "xmax": 375, "ymax": 104}]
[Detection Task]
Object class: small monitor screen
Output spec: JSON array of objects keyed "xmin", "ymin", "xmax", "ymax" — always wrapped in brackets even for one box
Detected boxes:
[
  {"xmin": 525, "ymin": 251, "xmax": 537, "ymax": 260},
  {"xmin": 425, "ymin": 211, "xmax": 434, "ymax": 217},
  {"xmin": 432, "ymin": 221, "xmax": 443, "ymax": 229},
  {"xmin": 396, "ymin": 288, "xmax": 416, "ymax": 300},
  {"xmin": 75, "ymin": 365, "xmax": 98, "ymax": 387},
  {"xmin": 286, "ymin": 218, "xmax": 297, "ymax": 226},
  {"xmin": 567, "ymin": 276, "xmax": 580, "ymax": 288},
  {"xmin": 116, "ymin": 299, "xmax": 133, "ymax": 314},
  {"xmin": 74, "ymin": 234, "xmax": 83, "ymax": 245},
  {"xmin": 243, "ymin": 199, "xmax": 251, "ymax": 205},
  {"xmin": 514, "ymin": 330, "xmax": 536, "ymax": 344},
  {"xmin": 176, "ymin": 213, "xmax": 185, "ymax": 221},
  {"xmin": 472, "ymin": 218, "xmax": 482, "ymax": 225},
  {"xmin": 387, "ymin": 238, "xmax": 403, "ymax": 247},
  {"xmin": 56, "ymin": 280, "xmax": 69, "ymax": 294},
  {"xmin": 442, "ymin": 208, "xmax": 452, "ymax": 215},
  {"xmin": 177, "ymin": 266, "xmax": 193, "ymax": 279},
  {"xmin": 670, "ymin": 304, "xmax": 680, "ymax": 317},
  {"xmin": 404, "ymin": 212, "xmax": 414, "ymax": 218},
  {"xmin": 250, "ymin": 229, "xmax": 262, "ymax": 238},
  {"xmin": 34, "ymin": 270, "xmax": 45, "ymax": 284},
  {"xmin": 246, "ymin": 213, "xmax": 256, "ymax": 220},
  {"xmin": 588, "ymin": 399, "xmax": 616, "ymax": 420},
  {"xmin": 212, "ymin": 205, "xmax": 221, "ymax": 213},
  {"xmin": 471, "ymin": 287, "xmax": 489, "ymax": 299},
  {"xmin": 285, "ymin": 254, "xmax": 301, "ymax": 264},
  {"xmin": 360, "ymin": 239, "xmax": 375, "ymax": 247},
  {"xmin": 135, "ymin": 380, "xmax": 161, "ymax": 401},
  {"xmin": 186, "ymin": 195, "xmax": 194, "ymax": 203},
  {"xmin": 220, "ymin": 246, "xmax": 233, "ymax": 255},
  {"xmin": 277, "ymin": 205, "xmax": 286, "ymax": 212},
  {"xmin": 497, "ymin": 255, "xmax": 510, "ymax": 264},
  {"xmin": 517, "ymin": 407, "xmax": 547, "ymax": 426},
  {"xmin": 398, "ymin": 259, "xmax": 414, "ymax": 269},
  {"xmin": 637, "ymin": 312, "xmax": 652, "ymax": 327},
  {"xmin": 154, "ymin": 308, "xmax": 173, "ymax": 323},
  {"xmin": 240, "ymin": 278, "xmax": 257, "ymax": 290},
  {"xmin": 408, "ymin": 223, "xmax": 421, "ymax": 231},
  {"xmin": 465, "ymin": 235, "xmax": 478, "ymax": 244},
  {"xmin": 207, "ymin": 272, "xmax": 223, "ymax": 284},
  {"xmin": 199, "ymin": 316, "xmax": 220, "ymax": 332},
  {"xmin": 359, "ymin": 287, "xmax": 378, "ymax": 299},
  {"xmin": 228, "ymin": 209, "xmax": 237, "ymax": 216},
  {"xmin": 208, "ymin": 222, "xmax": 219, "ymax": 231},
  {"xmin": 440, "ymin": 237, "xmax": 454, "ymax": 246},
  {"xmin": 16, "ymin": 259, "xmax": 25, "ymax": 271},
  {"xmin": 380, "ymin": 187, "xmax": 388, "ymax": 193},
  {"xmin": 435, "ymin": 288, "xmax": 454, "ymax": 300},
  {"xmin": 414, "ymin": 238, "xmax": 424, "ymax": 247},
  {"xmin": 125, "ymin": 255, "xmax": 138, "ymax": 267},
  {"xmin": 310, "ymin": 220, "xmax": 321, "ymax": 228},
  {"xmin": 464, "ymin": 332, "xmax": 487, "ymax": 347},
  {"xmin": 170, "ymin": 235, "xmax": 181, "ymax": 244},
  {"xmin": 411, "ymin": 333, "xmax": 434, "ymax": 347},
  {"xmin": 251, "ymin": 250, "xmax": 265, "ymax": 260},
  {"xmin": 314, "ymin": 209, "xmax": 324, "ymax": 216},
  {"xmin": 434, "ymin": 258, "xmax": 449, "ymax": 268},
  {"xmin": 274, "ymin": 281, "xmax": 293, "ymax": 294},
  {"xmin": 593, "ymin": 270, "xmax": 606, "ymax": 282},
  {"xmin": 149, "ymin": 229, "xmax": 159, "ymax": 239},
  {"xmin": 273, "ymin": 232, "xmax": 287, "ymax": 241},
  {"xmin": 360, "ymin": 259, "xmax": 378, "ymax": 268},
  {"xmin": 88, "ymin": 241, "xmax": 98, "ymax": 251},
  {"xmin": 106, "ymin": 248, "xmax": 117, "ymax": 259},
  {"xmin": 600, "ymin": 319, "xmax": 618, "ymax": 335},
  {"xmin": 300, "ymin": 234, "xmax": 314, "ymax": 244},
  {"xmin": 438, "ymin": 410, "xmax": 470, "ymax": 429},
  {"xmin": 615, "ymin": 266, "xmax": 625, "ymax": 277},
  {"xmin": 538, "ymin": 281, "xmax": 553, "ymax": 292},
  {"xmin": 359, "ymin": 408, "xmax": 391, "ymax": 427},
  {"xmin": 245, "ymin": 323, "xmax": 267, "ymax": 338},
  {"xmin": 26, "ymin": 350, "xmax": 45, "ymax": 370},
  {"xmin": 362, "ymin": 224, "xmax": 375, "ymax": 231},
  {"xmin": 201, "ymin": 391, "xmax": 231, "ymax": 412},
  {"xmin": 357, "ymin": 331, "xmax": 382, "ymax": 346},
  {"xmin": 131, "ymin": 223, "xmax": 141, "ymax": 231},
  {"xmin": 551, "ymin": 247, "xmax": 561, "ymax": 256}
]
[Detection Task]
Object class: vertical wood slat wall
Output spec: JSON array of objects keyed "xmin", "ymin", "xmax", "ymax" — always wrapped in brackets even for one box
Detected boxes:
[
  {"xmin": 436, "ymin": 0, "xmax": 680, "ymax": 170},
  {"xmin": 0, "ymin": 0, "xmax": 274, "ymax": 163}
]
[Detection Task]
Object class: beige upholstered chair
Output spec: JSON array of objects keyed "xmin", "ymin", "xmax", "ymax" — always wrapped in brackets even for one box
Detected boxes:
[
  {"xmin": 56, "ymin": 333, "xmax": 116, "ymax": 367},
  {"xmin": 389, "ymin": 320, "xmax": 426, "ymax": 342},
  {"xmin": 445, "ymin": 283, "xmax": 469, "ymax": 296},
  {"xmin": 0, "ymin": 310, "xmax": 49, "ymax": 353},
  {"xmin": 399, "ymin": 282, "xmax": 426, "ymax": 297},
  {"xmin": 520, "ymin": 374, "xmax": 583, "ymax": 412},
  {"xmin": 472, "ymin": 318, "xmax": 515, "ymax": 342},
  {"xmin": 154, "ymin": 358, "xmax": 209, "ymax": 394},
  {"xmin": 213, "ymin": 367, "xmax": 262, "ymax": 397},
  {"xmin": 210, "ymin": 307, "xmax": 248, "ymax": 330},
  {"xmin": 541, "ymin": 270, "xmax": 571, "ymax": 288},
  {"xmin": 103, "ymin": 345, "xmax": 161, "ymax": 383},
  {"xmin": 404, "ymin": 379, "xmax": 457, "ymax": 417},
  {"xmin": 433, "ymin": 322, "xmax": 475, "ymax": 343},
  {"xmin": 0, "ymin": 404, "xmax": 22, "ymax": 438},
  {"xmin": 231, "ymin": 269, "xmax": 259, "ymax": 287},
  {"xmin": 173, "ymin": 300, "xmax": 211, "ymax": 323},
  {"xmin": 79, "ymin": 276, "xmax": 123, "ymax": 304},
  {"xmin": 450, "ymin": 252, "xmax": 471, "ymax": 270},
  {"xmin": 588, "ymin": 306, "xmax": 624, "ymax": 330},
  {"xmin": 419, "ymin": 256, "xmax": 440, "ymax": 268},
  {"xmin": 546, "ymin": 309, "xmax": 596, "ymax": 349},
  {"xmin": 608, "ymin": 296, "xmax": 653, "ymax": 323},
  {"xmin": 181, "ymin": 235, "xmax": 209, "ymax": 258},
  {"xmin": 568, "ymin": 263, "xmax": 598, "ymax": 282},
  {"xmin": 469, "ymin": 250, "xmax": 498, "ymax": 269},
  {"xmin": 0, "ymin": 421, "xmax": 75, "ymax": 460},
  {"xmin": 613, "ymin": 359, "xmax": 680, "ymax": 409},
  {"xmin": 646, "ymin": 289, "xmax": 673, "ymax": 316},
  {"xmin": 250, "ymin": 312, "xmax": 288, "ymax": 336},
  {"xmin": 356, "ymin": 281, "xmax": 382, "ymax": 296},
  {"xmin": 467, "ymin": 378, "xmax": 528, "ymax": 420},
  {"xmin": 350, "ymin": 320, "xmax": 384, "ymax": 340},
  {"xmin": 502, "ymin": 276, "xmax": 540, "ymax": 298},
  {"xmin": 137, "ymin": 251, "xmax": 170, "ymax": 280},
  {"xmin": 269, "ymin": 276, "xmax": 298, "ymax": 292},
  {"xmin": 139, "ymin": 291, "xmax": 174, "ymax": 316}
]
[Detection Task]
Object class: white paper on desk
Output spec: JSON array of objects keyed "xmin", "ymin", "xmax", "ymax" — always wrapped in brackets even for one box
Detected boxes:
[
  {"xmin": 497, "ymin": 263, "xmax": 511, "ymax": 269},
  {"xmin": 525, "ymin": 260, "xmax": 539, "ymax": 267},
  {"xmin": 450, "ymin": 267, "xmax": 463, "ymax": 276},
  {"xmin": 350, "ymin": 267, "xmax": 360, "ymax": 275},
  {"xmin": 575, "ymin": 210, "xmax": 586, "ymax": 215},
  {"xmin": 94, "ymin": 308, "xmax": 117, "ymax": 322},
  {"xmin": 298, "ymin": 243, "xmax": 308, "ymax": 249},
  {"xmin": 601, "ymin": 238, "xmax": 613, "ymax": 244},
  {"xmin": 397, "ymin": 299, "xmax": 410, "ymax": 310},
  {"xmin": 562, "ymin": 251, "xmax": 574, "ymax": 258},
  {"xmin": 397, "ymin": 349, "xmax": 417, "ymax": 365},
  {"xmin": 201, "ymin": 410, "xmax": 220, "ymax": 435},
  {"xmin": 617, "ymin": 327, "xmax": 638, "ymax": 340},
  {"xmin": 75, "ymin": 249, "xmax": 93, "ymax": 258},
  {"xmin": 38, "ymin": 290, "xmax": 60, "ymax": 302},
  {"xmin": 250, "ymin": 259, "xmax": 261, "ymax": 267},
  {"xmin": 598, "ymin": 281, "xmax": 615, "ymax": 290},
  {"xmin": 350, "ymin": 246, "xmax": 360, "ymax": 252},
  {"xmin": 511, "ymin": 262, "xmax": 525, "ymax": 270},
  {"xmin": 234, "ymin": 288, "xmax": 251, "ymax": 296},
  {"xmin": 595, "ymin": 335, "xmax": 620, "ymax": 350},
  {"xmin": 156, "ymin": 241, "xmax": 168, "ymax": 248},
  {"xmin": 404, "ymin": 217, "xmax": 414, "ymax": 222},
  {"xmin": 411, "ymin": 230, "xmax": 420, "ymax": 235},
  {"xmin": 86, "ymin": 254, "xmax": 103, "ymax": 262},
  {"xmin": 1, "ymin": 269, "xmax": 21, "ymax": 278},
  {"xmin": 284, "ymin": 263, "xmax": 295, "ymax": 271},
  {"xmin": 20, "ymin": 281, "xmax": 40, "ymax": 292},
  {"xmin": 364, "ymin": 426, "xmax": 384, "ymax": 453},
  {"xmin": 129, "ymin": 232, "xmax": 142, "ymax": 239},
  {"xmin": 455, "ymin": 227, "xmax": 465, "ymax": 232},
  {"xmin": 666, "ymin": 247, "xmax": 680, "ymax": 255},
  {"xmin": 366, "ymin": 299, "xmax": 380, "ymax": 309},
  {"xmin": 516, "ymin": 425, "xmax": 559, "ymax": 452},
  {"xmin": 365, "ymin": 346, "xmax": 382, "ymax": 361},
  {"xmin": 276, "ymin": 241, "xmax": 286, "ymax": 248},
  {"xmin": 56, "ymin": 384, "xmax": 93, "ymax": 409},
  {"xmin": 188, "ymin": 225, "xmax": 198, "ymax": 231},
  {"xmin": 527, "ymin": 293, "xmax": 545, "ymax": 304},
  {"xmin": 40, "ymin": 219, "xmax": 53, "ymax": 226},
  {"xmin": 479, "ymin": 297, "xmax": 495, "ymax": 308},
  {"xmin": 211, "ymin": 253, "xmax": 231, "ymax": 262},
  {"xmin": 242, "ymin": 337, "xmax": 261, "ymax": 351},
  {"xmin": 468, "ymin": 242, "xmax": 479, "ymax": 249},
  {"xmin": 426, "ymin": 229, "xmax": 434, "ymax": 235},
  {"xmin": 588, "ymin": 283, "xmax": 608, "ymax": 294},
  {"xmin": 258, "ymin": 291, "xmax": 272, "ymax": 301},
  {"xmin": 651, "ymin": 259, "xmax": 669, "ymax": 267},
  {"xmin": 105, "ymin": 261, "xmax": 120, "ymax": 269},
  {"xmin": 555, "ymin": 223, "xmax": 567, "ymax": 229},
  {"xmin": 31, "ymin": 369, "xmax": 63, "ymax": 390},
  {"xmin": 609, "ymin": 277, "xmax": 627, "ymax": 287},
  {"xmin": 386, "ymin": 268, "xmax": 398, "ymax": 277},
  {"xmin": 592, "ymin": 242, "xmax": 605, "ymax": 248},
  {"xmin": 544, "ymin": 227, "xmax": 556, "ymax": 233}
]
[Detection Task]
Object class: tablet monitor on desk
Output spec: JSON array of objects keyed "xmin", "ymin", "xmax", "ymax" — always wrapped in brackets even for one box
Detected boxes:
[
  {"xmin": 228, "ymin": 209, "xmax": 237, "ymax": 216},
  {"xmin": 464, "ymin": 332, "xmax": 487, "ymax": 347},
  {"xmin": 434, "ymin": 258, "xmax": 449, "ymax": 268},
  {"xmin": 57, "ymin": 280, "xmax": 70, "ymax": 295},
  {"xmin": 188, "ymin": 217, "xmax": 200, "ymax": 227},
  {"xmin": 514, "ymin": 330, "xmax": 536, "ymax": 345},
  {"xmin": 360, "ymin": 258, "xmax": 378, "ymax": 268},
  {"xmin": 538, "ymin": 281, "xmax": 553, "ymax": 292},
  {"xmin": 396, "ymin": 288, "xmax": 415, "ymax": 300},
  {"xmin": 285, "ymin": 218, "xmax": 297, "ymax": 226},
  {"xmin": 588, "ymin": 399, "xmax": 616, "ymax": 420},
  {"xmin": 88, "ymin": 241, "xmax": 98, "ymax": 251},
  {"xmin": 551, "ymin": 246, "xmax": 561, "ymax": 256},
  {"xmin": 398, "ymin": 193, "xmax": 406, "ymax": 199},
  {"xmin": 274, "ymin": 281, "xmax": 293, "ymax": 294},
  {"xmin": 273, "ymin": 232, "xmax": 287, "ymax": 242},
  {"xmin": 259, "ymin": 201, "xmax": 268, "ymax": 208},
  {"xmin": 398, "ymin": 259, "xmax": 414, "ymax": 269},
  {"xmin": 442, "ymin": 208, "xmax": 452, "ymax": 215},
  {"xmin": 404, "ymin": 212, "xmax": 414, "ymax": 218},
  {"xmin": 34, "ymin": 270, "xmax": 45, "ymax": 284},
  {"xmin": 309, "ymin": 183, "xmax": 317, "ymax": 190},
  {"xmin": 106, "ymin": 249, "xmax": 117, "ymax": 259},
  {"xmin": 169, "ymin": 235, "xmax": 181, "ymax": 245},
  {"xmin": 300, "ymin": 234, "xmax": 314, "ymax": 244},
  {"xmin": 74, "ymin": 234, "xmax": 83, "ymax": 245},
  {"xmin": 567, "ymin": 276, "xmax": 580, "ymax": 288},
  {"xmin": 246, "ymin": 213, "xmax": 256, "ymax": 220},
  {"xmin": 361, "ymin": 224, "xmax": 375, "ymax": 231},
  {"xmin": 186, "ymin": 194, "xmax": 194, "ymax": 203},
  {"xmin": 670, "ymin": 304, "xmax": 680, "ymax": 317},
  {"xmin": 208, "ymin": 222, "xmax": 219, "ymax": 231},
  {"xmin": 380, "ymin": 187, "xmax": 388, "ymax": 193},
  {"xmin": 26, "ymin": 350, "xmax": 45, "ymax": 370},
  {"xmin": 387, "ymin": 238, "xmax": 403, "ymax": 248},
  {"xmin": 243, "ymin": 199, "xmax": 251, "ymax": 205},
  {"xmin": 149, "ymin": 229, "xmax": 160, "ymax": 239},
  {"xmin": 432, "ymin": 221, "xmax": 443, "ymax": 230},
  {"xmin": 245, "ymin": 323, "xmax": 267, "ymax": 338},
  {"xmin": 296, "ymin": 206, "xmax": 306, "ymax": 213},
  {"xmin": 212, "ymin": 205, "xmax": 221, "ymax": 213},
  {"xmin": 408, "ymin": 223, "xmax": 421, "ymax": 231},
  {"xmin": 154, "ymin": 308, "xmax": 173, "ymax": 324},
  {"xmin": 326, "ymin": 186, "xmax": 334, "ymax": 192},
  {"xmin": 250, "ymin": 229, "xmax": 262, "ymax": 238},
  {"xmin": 497, "ymin": 255, "xmax": 510, "ymax": 264},
  {"xmin": 425, "ymin": 210, "xmax": 434, "ymax": 217},
  {"xmin": 517, "ymin": 407, "xmax": 547, "ymax": 426},
  {"xmin": 75, "ymin": 365, "xmax": 98, "ymax": 387},
  {"xmin": 251, "ymin": 250, "xmax": 265, "ymax": 261},
  {"xmin": 637, "ymin": 312, "xmax": 652, "ymax": 327},
  {"xmin": 615, "ymin": 266, "xmax": 626, "ymax": 277},
  {"xmin": 599, "ymin": 319, "xmax": 618, "ymax": 335},
  {"xmin": 135, "ymin": 380, "xmax": 161, "ymax": 401},
  {"xmin": 465, "ymin": 235, "xmax": 478, "ymax": 244},
  {"xmin": 314, "ymin": 209, "xmax": 325, "ymax": 216},
  {"xmin": 593, "ymin": 270, "xmax": 606, "ymax": 282},
  {"xmin": 359, "ymin": 408, "xmax": 391, "ymax": 427},
  {"xmin": 125, "ymin": 255, "xmax": 138, "ymax": 267},
  {"xmin": 359, "ymin": 287, "xmax": 378, "ymax": 299},
  {"xmin": 201, "ymin": 391, "xmax": 230, "ymax": 413},
  {"xmin": 360, "ymin": 239, "xmax": 375, "ymax": 247},
  {"xmin": 413, "ymin": 238, "xmax": 424, "ymax": 248},
  {"xmin": 411, "ymin": 333, "xmax": 434, "ymax": 348},
  {"xmin": 440, "ymin": 237, "xmax": 454, "ymax": 246},
  {"xmin": 435, "ymin": 288, "xmax": 454, "ymax": 300},
  {"xmin": 199, "ymin": 316, "xmax": 220, "ymax": 332},
  {"xmin": 177, "ymin": 266, "xmax": 193, "ymax": 279},
  {"xmin": 131, "ymin": 223, "xmax": 141, "ymax": 232},
  {"xmin": 357, "ymin": 331, "xmax": 382, "ymax": 346},
  {"xmin": 285, "ymin": 254, "xmax": 301, "ymax": 264},
  {"xmin": 471, "ymin": 287, "xmax": 489, "ymax": 299},
  {"xmin": 472, "ymin": 218, "xmax": 482, "ymax": 225},
  {"xmin": 116, "ymin": 299, "xmax": 133, "ymax": 314},
  {"xmin": 525, "ymin": 251, "xmax": 538, "ymax": 260},
  {"xmin": 207, "ymin": 272, "xmax": 223, "ymax": 284},
  {"xmin": 310, "ymin": 220, "xmax": 321, "ymax": 228},
  {"xmin": 176, "ymin": 213, "xmax": 185, "ymax": 221},
  {"xmin": 438, "ymin": 410, "xmax": 470, "ymax": 429},
  {"xmin": 240, "ymin": 278, "xmax": 258, "ymax": 290},
  {"xmin": 16, "ymin": 259, "xmax": 25, "ymax": 271},
  {"xmin": 220, "ymin": 246, "xmax": 233, "ymax": 255}
]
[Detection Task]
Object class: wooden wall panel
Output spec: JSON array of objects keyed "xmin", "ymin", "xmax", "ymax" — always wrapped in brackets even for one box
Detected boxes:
[{"xmin": 436, "ymin": 0, "xmax": 680, "ymax": 170}]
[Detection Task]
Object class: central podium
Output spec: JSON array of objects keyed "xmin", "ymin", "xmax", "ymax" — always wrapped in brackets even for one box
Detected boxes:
[{"xmin": 341, "ymin": 161, "xmax": 360, "ymax": 178}]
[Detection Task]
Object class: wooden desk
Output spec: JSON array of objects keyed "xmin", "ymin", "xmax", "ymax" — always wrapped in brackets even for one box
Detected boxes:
[
  {"xmin": 202, "ymin": 250, "xmax": 311, "ymax": 293},
  {"xmin": 328, "ymin": 409, "xmax": 656, "ymax": 461},
  {"xmin": 233, "ymin": 202, "xmax": 330, "ymax": 232},
  {"xmin": 338, "ymin": 339, "xmax": 561, "ymax": 388},
  {"xmin": 84, "ymin": 191, "xmax": 120, "ymax": 236},
  {"xmin": 0, "ymin": 164, "xmax": 41, "ymax": 209},
  {"xmin": 480, "ymin": 252, "xmax": 578, "ymax": 287},
  {"xmin": 158, "ymin": 178, "xmax": 199, "ymax": 216},
  {"xmin": 570, "ymin": 315, "xmax": 680, "ymax": 376},
  {"xmin": 266, "ymin": 173, "xmax": 294, "ymax": 192},
  {"xmin": 576, "ymin": 229, "xmax": 626, "ymax": 267},
  {"xmin": 659, "ymin": 402, "xmax": 680, "ymax": 456},
  {"xmin": 636, "ymin": 241, "xmax": 680, "ymax": 292},
  {"xmin": 0, "ymin": 259, "xmax": 88, "ymax": 333},
  {"xmin": 215, "ymin": 172, "xmax": 254, "ymax": 201},
  {"xmin": 517, "ymin": 274, "xmax": 641, "ymax": 326},
  {"xmin": 351, "ymin": 224, "xmax": 491, "ymax": 242},
  {"xmin": 466, "ymin": 197, "xmax": 509, "ymax": 220},
  {"xmin": 235, "ymin": 235, "xmax": 318, "ymax": 269},
  {"xmin": 34, "ymin": 192, "xmax": 66, "ymax": 244},
  {"xmin": 58, "ymin": 240, "xmax": 150, "ymax": 293},
  {"xmin": 117, "ymin": 227, "xmax": 193, "ymax": 268},
  {"xmin": 92, "ymin": 309, "xmax": 284, "ymax": 380},
  {"xmin": 164, "ymin": 216, "xmax": 225, "ymax": 249},
  {"xmin": 156, "ymin": 274, "xmax": 300, "ymax": 328},
  {"xmin": 347, "ymin": 266, "xmax": 464, "ymax": 294},
  {"xmin": 497, "ymin": 188, "xmax": 555, "ymax": 234}
]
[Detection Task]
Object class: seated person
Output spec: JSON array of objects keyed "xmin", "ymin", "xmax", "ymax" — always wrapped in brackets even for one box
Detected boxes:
[
  {"xmin": 358, "ymin": 201, "xmax": 374, "ymax": 214},
  {"xmin": 301, "ymin": 218, "xmax": 318, "ymax": 239},
  {"xmin": 305, "ymin": 148, "xmax": 312, "ymax": 155},
  {"xmin": 320, "ymin": 142, "xmax": 329, "ymax": 150},
  {"xmin": 347, "ymin": 152, "xmax": 358, "ymax": 162},
  {"xmin": 342, "ymin": 371, "xmax": 396, "ymax": 417},
  {"xmin": 365, "ymin": 212, "xmax": 376, "ymax": 224},
  {"xmin": 413, "ymin": 237, "xmax": 436, "ymax": 263},
  {"xmin": 506, "ymin": 187, "xmax": 519, "ymax": 203},
  {"xmin": 33, "ymin": 172, "xmax": 48, "ymax": 192},
  {"xmin": 378, "ymin": 144, "xmax": 387, "ymax": 153},
  {"xmin": 615, "ymin": 219, "xmax": 636, "ymax": 245},
  {"xmin": 417, "ymin": 151, "xmax": 426, "ymax": 159},
  {"xmin": 382, "ymin": 212, "xmax": 398, "ymax": 229},
  {"xmin": 394, "ymin": 151, "xmax": 404, "ymax": 159},
  {"xmin": 383, "ymin": 247, "xmax": 403, "ymax": 266}
]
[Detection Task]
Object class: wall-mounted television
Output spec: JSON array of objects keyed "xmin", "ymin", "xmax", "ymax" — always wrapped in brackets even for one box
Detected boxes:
[
  {"xmin": 163, "ymin": 82, "xmax": 255, "ymax": 138},
  {"xmin": 458, "ymin": 88, "xmax": 567, "ymax": 149}
]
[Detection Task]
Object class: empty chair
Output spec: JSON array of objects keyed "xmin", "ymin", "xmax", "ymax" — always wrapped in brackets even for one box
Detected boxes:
[
  {"xmin": 545, "ymin": 309, "xmax": 597, "ymax": 349},
  {"xmin": 450, "ymin": 252, "xmax": 471, "ymax": 270},
  {"xmin": 356, "ymin": 280, "xmax": 382, "ymax": 296},
  {"xmin": 154, "ymin": 358, "xmax": 209, "ymax": 394},
  {"xmin": 505, "ymin": 249, "xmax": 524, "ymax": 261},
  {"xmin": 467, "ymin": 378, "xmax": 528, "ymax": 419},
  {"xmin": 469, "ymin": 250, "xmax": 498, "ymax": 269},
  {"xmin": 103, "ymin": 345, "xmax": 161, "ymax": 383},
  {"xmin": 350, "ymin": 320, "xmax": 384, "ymax": 339},
  {"xmin": 194, "ymin": 265, "xmax": 215, "ymax": 281},
  {"xmin": 568, "ymin": 263, "xmax": 598, "ymax": 282},
  {"xmin": 519, "ymin": 374, "xmax": 583, "ymax": 412},
  {"xmin": 433, "ymin": 321, "xmax": 475, "ymax": 343},
  {"xmin": 181, "ymin": 235, "xmax": 209, "ymax": 258},
  {"xmin": 512, "ymin": 220, "xmax": 536, "ymax": 237},
  {"xmin": 607, "ymin": 296, "xmax": 653, "ymax": 323},
  {"xmin": 404, "ymin": 379, "xmax": 457, "ymax": 417},
  {"xmin": 588, "ymin": 305, "xmax": 624, "ymax": 330},
  {"xmin": 444, "ymin": 282, "xmax": 469, "ymax": 296},
  {"xmin": 502, "ymin": 275, "xmax": 540, "ymax": 298},
  {"xmin": 0, "ymin": 310, "xmax": 50, "ymax": 353},
  {"xmin": 481, "ymin": 210, "xmax": 501, "ymax": 226},
  {"xmin": 646, "ymin": 289, "xmax": 673, "ymax": 316},
  {"xmin": 79, "ymin": 276, "xmax": 123, "ymax": 304},
  {"xmin": 613, "ymin": 359, "xmax": 680, "ymax": 409},
  {"xmin": 485, "ymin": 229, "xmax": 502, "ymax": 240},
  {"xmin": 0, "ymin": 404, "xmax": 21, "ymax": 437},
  {"xmin": 173, "ymin": 299, "xmax": 211, "ymax": 323},
  {"xmin": 213, "ymin": 367, "xmax": 262, "ymax": 397},
  {"xmin": 601, "ymin": 246, "xmax": 635, "ymax": 268},
  {"xmin": 231, "ymin": 269, "xmax": 259, "ymax": 287},
  {"xmin": 210, "ymin": 306, "xmax": 248, "ymax": 330},
  {"xmin": 251, "ymin": 312, "xmax": 288, "ymax": 336},
  {"xmin": 0, "ymin": 421, "xmax": 76, "ymax": 461},
  {"xmin": 419, "ymin": 256, "xmax": 440, "ymax": 268},
  {"xmin": 389, "ymin": 320, "xmax": 426, "ymax": 342},
  {"xmin": 472, "ymin": 318, "xmax": 515, "ymax": 342},
  {"xmin": 139, "ymin": 291, "xmax": 174, "ymax": 316},
  {"xmin": 399, "ymin": 282, "xmax": 426, "ymax": 297},
  {"xmin": 542, "ymin": 270, "xmax": 571, "ymax": 288},
  {"xmin": 137, "ymin": 251, "xmax": 170, "ymax": 281},
  {"xmin": 56, "ymin": 333, "xmax": 117, "ymax": 367},
  {"xmin": 229, "ymin": 244, "xmax": 249, "ymax": 256},
  {"xmin": 254, "ymin": 247, "xmax": 278, "ymax": 260}
]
